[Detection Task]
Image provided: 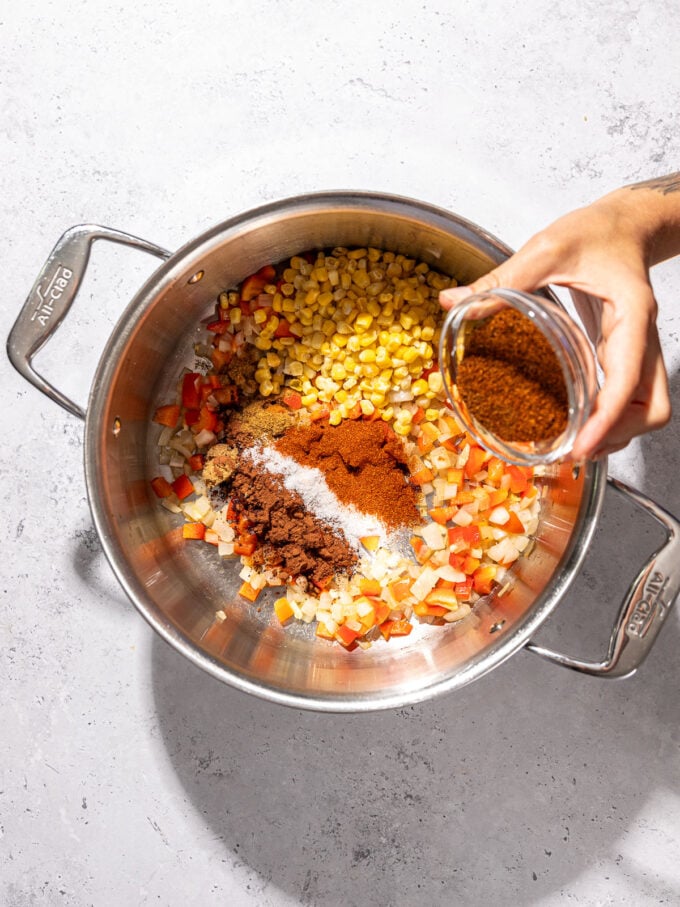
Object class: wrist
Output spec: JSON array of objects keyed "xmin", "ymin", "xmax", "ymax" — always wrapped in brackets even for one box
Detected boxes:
[{"xmin": 601, "ymin": 176, "xmax": 680, "ymax": 266}]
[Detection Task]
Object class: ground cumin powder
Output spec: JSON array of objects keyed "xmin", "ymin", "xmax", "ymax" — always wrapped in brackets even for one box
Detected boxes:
[
  {"xmin": 275, "ymin": 419, "xmax": 422, "ymax": 530},
  {"xmin": 457, "ymin": 308, "xmax": 569, "ymax": 443}
]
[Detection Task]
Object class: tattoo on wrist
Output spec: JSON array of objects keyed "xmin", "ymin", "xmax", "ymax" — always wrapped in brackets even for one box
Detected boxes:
[{"xmin": 629, "ymin": 172, "xmax": 680, "ymax": 195}]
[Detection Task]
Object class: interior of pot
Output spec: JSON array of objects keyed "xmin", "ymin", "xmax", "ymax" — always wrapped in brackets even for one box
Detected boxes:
[{"xmin": 85, "ymin": 193, "xmax": 604, "ymax": 711}]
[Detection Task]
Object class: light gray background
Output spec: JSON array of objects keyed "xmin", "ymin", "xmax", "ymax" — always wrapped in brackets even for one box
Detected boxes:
[{"xmin": 2, "ymin": 2, "xmax": 680, "ymax": 905}]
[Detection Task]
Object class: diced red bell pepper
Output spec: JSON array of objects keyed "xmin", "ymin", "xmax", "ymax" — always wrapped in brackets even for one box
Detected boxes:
[
  {"xmin": 188, "ymin": 454, "xmax": 205, "ymax": 472},
  {"xmin": 207, "ymin": 320, "xmax": 231, "ymax": 334},
  {"xmin": 281, "ymin": 390, "xmax": 302, "ymax": 410},
  {"xmin": 335, "ymin": 624, "xmax": 360, "ymax": 647},
  {"xmin": 150, "ymin": 476, "xmax": 174, "ymax": 498},
  {"xmin": 274, "ymin": 319, "xmax": 294, "ymax": 339},
  {"xmin": 257, "ymin": 264, "xmax": 276, "ymax": 281},
  {"xmin": 184, "ymin": 408, "xmax": 200, "ymax": 426},
  {"xmin": 172, "ymin": 474, "xmax": 195, "ymax": 501},
  {"xmin": 382, "ymin": 619, "xmax": 413, "ymax": 638},
  {"xmin": 473, "ymin": 565, "xmax": 497, "ymax": 595},
  {"xmin": 153, "ymin": 404, "xmax": 180, "ymax": 428},
  {"xmin": 182, "ymin": 373, "xmax": 201, "ymax": 409},
  {"xmin": 447, "ymin": 525, "xmax": 482, "ymax": 549}
]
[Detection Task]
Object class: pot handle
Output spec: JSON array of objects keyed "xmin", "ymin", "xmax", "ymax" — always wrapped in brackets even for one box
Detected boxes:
[
  {"xmin": 525, "ymin": 477, "xmax": 680, "ymax": 678},
  {"xmin": 7, "ymin": 224, "xmax": 171, "ymax": 420}
]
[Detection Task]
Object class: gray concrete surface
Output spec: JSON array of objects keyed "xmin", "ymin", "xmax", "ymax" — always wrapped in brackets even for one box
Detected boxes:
[{"xmin": 2, "ymin": 1, "xmax": 679, "ymax": 904}]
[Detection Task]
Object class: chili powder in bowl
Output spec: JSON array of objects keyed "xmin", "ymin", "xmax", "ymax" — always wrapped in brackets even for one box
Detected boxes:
[{"xmin": 439, "ymin": 289, "xmax": 597, "ymax": 466}]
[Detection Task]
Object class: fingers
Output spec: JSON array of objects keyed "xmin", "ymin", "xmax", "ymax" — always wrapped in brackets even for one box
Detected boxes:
[
  {"xmin": 439, "ymin": 237, "xmax": 557, "ymax": 309},
  {"xmin": 571, "ymin": 289, "xmax": 670, "ymax": 460}
]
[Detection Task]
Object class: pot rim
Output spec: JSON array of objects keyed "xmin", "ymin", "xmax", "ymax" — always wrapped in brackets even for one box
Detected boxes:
[{"xmin": 83, "ymin": 191, "xmax": 607, "ymax": 711}]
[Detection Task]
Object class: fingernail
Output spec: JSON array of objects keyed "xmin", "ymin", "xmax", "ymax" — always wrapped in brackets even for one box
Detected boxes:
[{"xmin": 439, "ymin": 286, "xmax": 473, "ymax": 309}]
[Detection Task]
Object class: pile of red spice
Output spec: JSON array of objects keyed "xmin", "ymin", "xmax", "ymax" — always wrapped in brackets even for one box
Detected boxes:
[{"xmin": 275, "ymin": 419, "xmax": 422, "ymax": 530}]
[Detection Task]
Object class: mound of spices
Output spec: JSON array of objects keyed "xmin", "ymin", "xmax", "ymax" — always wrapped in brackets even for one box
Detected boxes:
[
  {"xmin": 457, "ymin": 308, "xmax": 569, "ymax": 442},
  {"xmin": 228, "ymin": 454, "xmax": 358, "ymax": 587},
  {"xmin": 275, "ymin": 419, "xmax": 422, "ymax": 530},
  {"xmin": 224, "ymin": 399, "xmax": 295, "ymax": 446}
]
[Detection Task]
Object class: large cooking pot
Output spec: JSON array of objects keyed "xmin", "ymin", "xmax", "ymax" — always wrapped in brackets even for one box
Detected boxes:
[{"xmin": 8, "ymin": 192, "xmax": 680, "ymax": 711}]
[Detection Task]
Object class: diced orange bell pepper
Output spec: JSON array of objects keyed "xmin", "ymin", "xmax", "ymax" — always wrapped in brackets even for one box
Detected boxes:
[
  {"xmin": 473, "ymin": 565, "xmax": 497, "ymax": 595},
  {"xmin": 153, "ymin": 404, "xmax": 180, "ymax": 427},
  {"xmin": 359, "ymin": 578, "xmax": 382, "ymax": 597},
  {"xmin": 360, "ymin": 535, "xmax": 380, "ymax": 552},
  {"xmin": 425, "ymin": 588, "xmax": 458, "ymax": 609},
  {"xmin": 240, "ymin": 274, "xmax": 268, "ymax": 301},
  {"xmin": 274, "ymin": 597, "xmax": 294, "ymax": 624},
  {"xmin": 410, "ymin": 536, "xmax": 431, "ymax": 565},
  {"xmin": 504, "ymin": 511, "xmax": 526, "ymax": 534},
  {"xmin": 257, "ymin": 264, "xmax": 276, "ymax": 281},
  {"xmin": 212, "ymin": 385, "xmax": 239, "ymax": 405},
  {"xmin": 383, "ymin": 619, "xmax": 413, "ymax": 637},
  {"xmin": 150, "ymin": 476, "xmax": 174, "ymax": 498},
  {"xmin": 172, "ymin": 474, "xmax": 195, "ymax": 501},
  {"xmin": 455, "ymin": 577, "xmax": 473, "ymax": 600},
  {"xmin": 486, "ymin": 457, "xmax": 505, "ymax": 485},
  {"xmin": 316, "ymin": 622, "xmax": 335, "ymax": 640},
  {"xmin": 389, "ymin": 580, "xmax": 411, "ymax": 602},
  {"xmin": 428, "ymin": 505, "xmax": 456, "ymax": 525},
  {"xmin": 234, "ymin": 533, "xmax": 257, "ymax": 557},
  {"xmin": 411, "ymin": 466, "xmax": 434, "ymax": 486},
  {"xmin": 374, "ymin": 602, "xmax": 391, "ymax": 625},
  {"xmin": 183, "ymin": 522, "xmax": 206, "ymax": 540},
  {"xmin": 211, "ymin": 347, "xmax": 232, "ymax": 371},
  {"xmin": 238, "ymin": 581, "xmax": 261, "ymax": 602},
  {"xmin": 465, "ymin": 445, "xmax": 488, "ymax": 479},
  {"xmin": 507, "ymin": 465, "xmax": 529, "ymax": 494},
  {"xmin": 193, "ymin": 405, "xmax": 217, "ymax": 434}
]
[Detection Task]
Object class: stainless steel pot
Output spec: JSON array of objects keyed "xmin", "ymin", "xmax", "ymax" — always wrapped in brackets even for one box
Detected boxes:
[{"xmin": 8, "ymin": 192, "xmax": 680, "ymax": 711}]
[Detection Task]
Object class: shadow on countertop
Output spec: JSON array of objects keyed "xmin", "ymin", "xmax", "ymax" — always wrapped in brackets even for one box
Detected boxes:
[{"xmin": 149, "ymin": 359, "xmax": 680, "ymax": 906}]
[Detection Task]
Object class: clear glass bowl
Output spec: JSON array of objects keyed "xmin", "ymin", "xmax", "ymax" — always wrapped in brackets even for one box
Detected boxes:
[{"xmin": 438, "ymin": 288, "xmax": 598, "ymax": 466}]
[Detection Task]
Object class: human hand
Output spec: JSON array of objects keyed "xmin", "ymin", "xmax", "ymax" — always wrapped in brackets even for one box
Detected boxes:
[{"xmin": 439, "ymin": 188, "xmax": 674, "ymax": 460}]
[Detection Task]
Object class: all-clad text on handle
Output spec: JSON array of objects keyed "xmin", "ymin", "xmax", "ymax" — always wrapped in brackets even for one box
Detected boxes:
[
  {"xmin": 7, "ymin": 224, "xmax": 171, "ymax": 419},
  {"xmin": 526, "ymin": 477, "xmax": 680, "ymax": 678}
]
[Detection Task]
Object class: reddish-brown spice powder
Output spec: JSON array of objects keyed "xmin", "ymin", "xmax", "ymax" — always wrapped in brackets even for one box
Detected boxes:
[
  {"xmin": 457, "ymin": 308, "xmax": 569, "ymax": 442},
  {"xmin": 275, "ymin": 419, "xmax": 422, "ymax": 529}
]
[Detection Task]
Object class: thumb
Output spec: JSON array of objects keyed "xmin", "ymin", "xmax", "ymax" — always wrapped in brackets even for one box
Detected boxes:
[{"xmin": 439, "ymin": 246, "xmax": 550, "ymax": 310}]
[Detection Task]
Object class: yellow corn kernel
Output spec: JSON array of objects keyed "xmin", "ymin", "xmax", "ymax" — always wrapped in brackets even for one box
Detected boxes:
[
  {"xmin": 354, "ymin": 312, "xmax": 373, "ymax": 332},
  {"xmin": 361, "ymin": 363, "xmax": 379, "ymax": 379},
  {"xmin": 331, "ymin": 332, "xmax": 348, "ymax": 349},
  {"xmin": 318, "ymin": 291, "xmax": 334, "ymax": 307},
  {"xmin": 343, "ymin": 356, "xmax": 357, "ymax": 373},
  {"xmin": 367, "ymin": 247, "xmax": 381, "ymax": 262},
  {"xmin": 272, "ymin": 295, "xmax": 283, "ymax": 313},
  {"xmin": 393, "ymin": 421, "xmax": 411, "ymax": 436},
  {"xmin": 399, "ymin": 312, "xmax": 415, "ymax": 330},
  {"xmin": 330, "ymin": 363, "xmax": 347, "ymax": 381},
  {"xmin": 346, "ymin": 335, "xmax": 361, "ymax": 352},
  {"xmin": 229, "ymin": 307, "xmax": 242, "ymax": 326},
  {"xmin": 366, "ymin": 299, "xmax": 381, "ymax": 317},
  {"xmin": 369, "ymin": 392, "xmax": 386, "ymax": 408},
  {"xmin": 266, "ymin": 352, "xmax": 282, "ymax": 368},
  {"xmin": 402, "ymin": 346, "xmax": 419, "ymax": 364},
  {"xmin": 289, "ymin": 323, "xmax": 304, "ymax": 338},
  {"xmin": 300, "ymin": 392, "xmax": 318, "ymax": 408},
  {"xmin": 254, "ymin": 367, "xmax": 271, "ymax": 383},
  {"xmin": 254, "ymin": 337, "xmax": 272, "ymax": 350},
  {"xmin": 393, "ymin": 365, "xmax": 409, "ymax": 380},
  {"xmin": 428, "ymin": 371, "xmax": 444, "ymax": 394},
  {"xmin": 334, "ymin": 388, "xmax": 348, "ymax": 404},
  {"xmin": 329, "ymin": 408, "xmax": 342, "ymax": 426},
  {"xmin": 425, "ymin": 408, "xmax": 439, "ymax": 421},
  {"xmin": 348, "ymin": 248, "xmax": 367, "ymax": 260},
  {"xmin": 259, "ymin": 380, "xmax": 274, "ymax": 396},
  {"xmin": 360, "ymin": 399, "xmax": 375, "ymax": 416},
  {"xmin": 358, "ymin": 348, "xmax": 376, "ymax": 363},
  {"xmin": 380, "ymin": 406, "xmax": 394, "ymax": 422}
]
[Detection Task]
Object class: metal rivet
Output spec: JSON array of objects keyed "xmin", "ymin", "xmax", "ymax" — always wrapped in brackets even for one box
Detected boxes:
[
  {"xmin": 572, "ymin": 464, "xmax": 581, "ymax": 480},
  {"xmin": 489, "ymin": 620, "xmax": 505, "ymax": 634},
  {"xmin": 113, "ymin": 417, "xmax": 122, "ymax": 437},
  {"xmin": 187, "ymin": 270, "xmax": 205, "ymax": 284}
]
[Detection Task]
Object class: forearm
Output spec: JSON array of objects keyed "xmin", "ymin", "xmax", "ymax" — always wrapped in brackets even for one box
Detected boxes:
[{"xmin": 596, "ymin": 172, "xmax": 680, "ymax": 267}]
